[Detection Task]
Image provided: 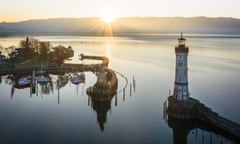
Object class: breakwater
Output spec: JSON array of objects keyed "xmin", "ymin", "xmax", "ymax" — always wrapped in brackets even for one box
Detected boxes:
[{"xmin": 166, "ymin": 96, "xmax": 240, "ymax": 142}]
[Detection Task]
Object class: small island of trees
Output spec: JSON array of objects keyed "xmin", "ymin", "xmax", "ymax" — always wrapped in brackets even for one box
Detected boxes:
[{"xmin": 0, "ymin": 37, "xmax": 74, "ymax": 69}]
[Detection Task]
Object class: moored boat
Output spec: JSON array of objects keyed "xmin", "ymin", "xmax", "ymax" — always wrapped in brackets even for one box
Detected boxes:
[
  {"xmin": 70, "ymin": 73, "xmax": 85, "ymax": 85},
  {"xmin": 37, "ymin": 76, "xmax": 50, "ymax": 84},
  {"xmin": 14, "ymin": 76, "xmax": 32, "ymax": 89}
]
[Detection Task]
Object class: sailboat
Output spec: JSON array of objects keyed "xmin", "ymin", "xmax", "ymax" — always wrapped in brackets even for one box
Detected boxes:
[
  {"xmin": 14, "ymin": 76, "xmax": 32, "ymax": 89},
  {"xmin": 18, "ymin": 77, "xmax": 31, "ymax": 85},
  {"xmin": 37, "ymin": 76, "xmax": 50, "ymax": 84}
]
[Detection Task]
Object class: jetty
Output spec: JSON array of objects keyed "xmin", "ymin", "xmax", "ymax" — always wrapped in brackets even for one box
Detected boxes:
[
  {"xmin": 79, "ymin": 54, "xmax": 118, "ymax": 99},
  {"xmin": 166, "ymin": 95, "xmax": 240, "ymax": 143},
  {"xmin": 0, "ymin": 54, "xmax": 109, "ymax": 75}
]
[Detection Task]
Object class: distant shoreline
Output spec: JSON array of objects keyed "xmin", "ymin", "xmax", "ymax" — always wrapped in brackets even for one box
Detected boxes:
[
  {"xmin": 1, "ymin": 17, "xmax": 240, "ymax": 36},
  {"xmin": 1, "ymin": 33, "xmax": 240, "ymax": 39},
  {"xmin": 1, "ymin": 16, "xmax": 240, "ymax": 23}
]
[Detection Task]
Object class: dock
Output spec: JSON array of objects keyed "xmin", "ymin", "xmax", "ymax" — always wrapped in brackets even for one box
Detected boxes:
[
  {"xmin": 80, "ymin": 54, "xmax": 109, "ymax": 66},
  {"xmin": 195, "ymin": 99, "xmax": 240, "ymax": 140},
  {"xmin": 166, "ymin": 96, "xmax": 240, "ymax": 142},
  {"xmin": 0, "ymin": 54, "xmax": 109, "ymax": 75}
]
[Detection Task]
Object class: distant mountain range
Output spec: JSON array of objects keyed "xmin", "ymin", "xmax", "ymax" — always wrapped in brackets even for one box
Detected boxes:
[{"xmin": 1, "ymin": 17, "xmax": 240, "ymax": 36}]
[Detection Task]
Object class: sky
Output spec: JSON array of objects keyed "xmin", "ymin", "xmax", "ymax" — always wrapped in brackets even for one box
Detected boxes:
[{"xmin": 1, "ymin": 0, "xmax": 240, "ymax": 22}]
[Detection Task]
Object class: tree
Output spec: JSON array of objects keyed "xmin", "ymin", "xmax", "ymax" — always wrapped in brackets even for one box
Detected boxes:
[{"xmin": 39, "ymin": 42, "xmax": 50, "ymax": 62}]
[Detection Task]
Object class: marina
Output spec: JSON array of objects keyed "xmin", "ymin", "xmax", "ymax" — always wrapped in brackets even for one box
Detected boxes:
[{"xmin": 0, "ymin": 35, "xmax": 239, "ymax": 144}]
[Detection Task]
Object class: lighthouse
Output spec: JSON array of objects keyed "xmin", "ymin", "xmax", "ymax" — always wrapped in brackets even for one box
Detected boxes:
[{"xmin": 173, "ymin": 33, "xmax": 189, "ymax": 101}]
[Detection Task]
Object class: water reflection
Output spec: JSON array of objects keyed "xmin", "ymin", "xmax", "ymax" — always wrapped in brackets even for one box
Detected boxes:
[
  {"xmin": 105, "ymin": 42, "xmax": 111, "ymax": 60},
  {"xmin": 8, "ymin": 71, "xmax": 54, "ymax": 98},
  {"xmin": 37, "ymin": 77, "xmax": 53, "ymax": 95},
  {"xmin": 166, "ymin": 116, "xmax": 240, "ymax": 144},
  {"xmin": 88, "ymin": 94, "xmax": 113, "ymax": 132},
  {"xmin": 86, "ymin": 66, "xmax": 118, "ymax": 131},
  {"xmin": 2, "ymin": 63, "xmax": 134, "ymax": 133},
  {"xmin": 86, "ymin": 71, "xmax": 135, "ymax": 132}
]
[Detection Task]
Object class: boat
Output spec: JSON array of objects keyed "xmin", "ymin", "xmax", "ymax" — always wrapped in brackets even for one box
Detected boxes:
[
  {"xmin": 70, "ymin": 73, "xmax": 85, "ymax": 85},
  {"xmin": 18, "ymin": 77, "xmax": 31, "ymax": 86},
  {"xmin": 14, "ymin": 76, "xmax": 32, "ymax": 89},
  {"xmin": 37, "ymin": 76, "xmax": 50, "ymax": 84}
]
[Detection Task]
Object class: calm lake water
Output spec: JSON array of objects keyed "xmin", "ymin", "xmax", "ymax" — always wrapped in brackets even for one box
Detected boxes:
[{"xmin": 0, "ymin": 35, "xmax": 240, "ymax": 144}]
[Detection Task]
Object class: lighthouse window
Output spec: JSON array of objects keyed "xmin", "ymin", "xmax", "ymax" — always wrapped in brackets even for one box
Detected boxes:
[{"xmin": 178, "ymin": 62, "xmax": 183, "ymax": 67}]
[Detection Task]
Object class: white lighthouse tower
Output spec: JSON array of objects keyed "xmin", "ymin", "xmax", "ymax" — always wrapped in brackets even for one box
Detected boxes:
[{"xmin": 173, "ymin": 33, "xmax": 189, "ymax": 101}]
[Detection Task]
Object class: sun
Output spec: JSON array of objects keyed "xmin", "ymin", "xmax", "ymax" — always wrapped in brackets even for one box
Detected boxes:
[
  {"xmin": 100, "ymin": 7, "xmax": 118, "ymax": 24},
  {"xmin": 101, "ymin": 14, "xmax": 117, "ymax": 24}
]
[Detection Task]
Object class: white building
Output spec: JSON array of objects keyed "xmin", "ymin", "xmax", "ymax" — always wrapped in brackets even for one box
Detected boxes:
[{"xmin": 173, "ymin": 33, "xmax": 189, "ymax": 101}]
